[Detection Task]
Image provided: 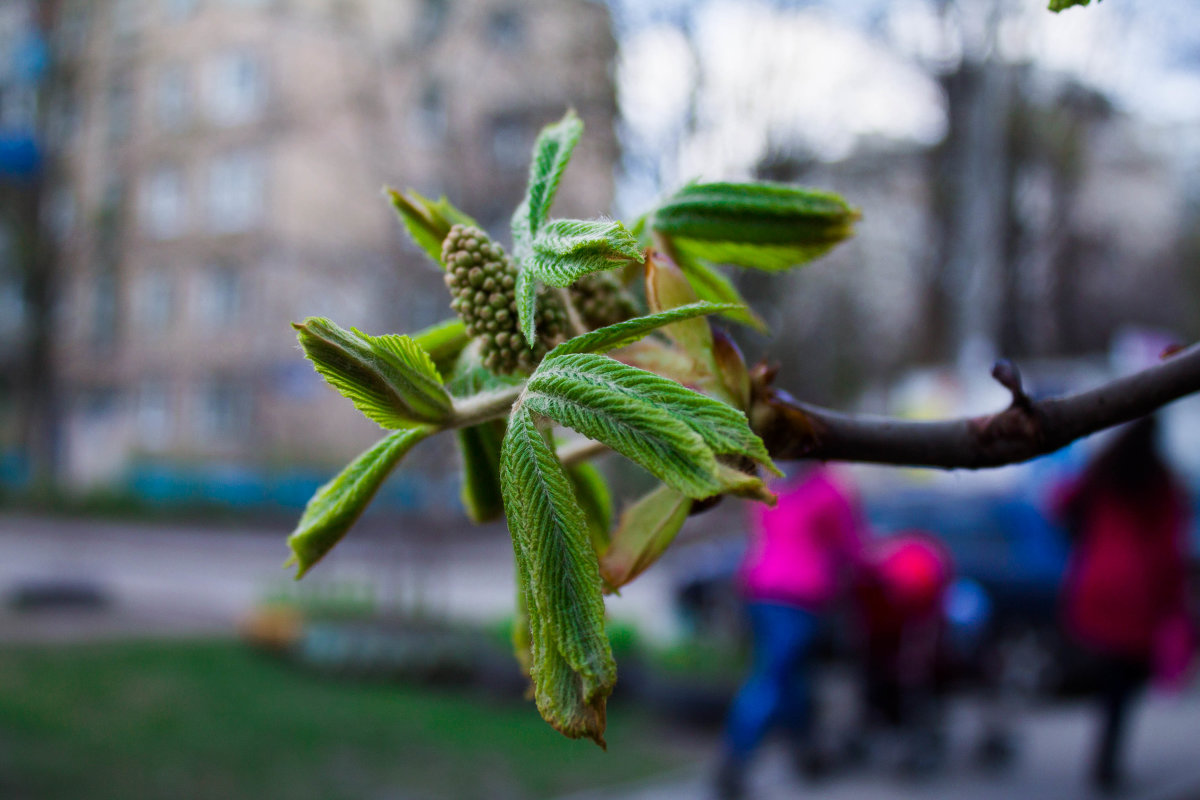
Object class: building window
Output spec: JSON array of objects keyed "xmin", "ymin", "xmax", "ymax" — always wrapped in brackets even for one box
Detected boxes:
[
  {"xmin": 0, "ymin": 280, "xmax": 22, "ymax": 342},
  {"xmin": 490, "ymin": 116, "xmax": 531, "ymax": 170},
  {"xmin": 196, "ymin": 377, "xmax": 251, "ymax": 442},
  {"xmin": 486, "ymin": 9, "xmax": 523, "ymax": 49},
  {"xmin": 57, "ymin": 3, "xmax": 91, "ymax": 53},
  {"xmin": 136, "ymin": 267, "xmax": 174, "ymax": 333},
  {"xmin": 113, "ymin": 0, "xmax": 140, "ymax": 39},
  {"xmin": 82, "ymin": 387, "xmax": 120, "ymax": 419},
  {"xmin": 0, "ymin": 85, "xmax": 36, "ymax": 130},
  {"xmin": 106, "ymin": 80, "xmax": 134, "ymax": 144},
  {"xmin": 98, "ymin": 175, "xmax": 128, "ymax": 250},
  {"xmin": 44, "ymin": 187, "xmax": 76, "ymax": 242},
  {"xmin": 205, "ymin": 50, "xmax": 265, "ymax": 126},
  {"xmin": 162, "ymin": 0, "xmax": 199, "ymax": 22},
  {"xmin": 411, "ymin": 82, "xmax": 446, "ymax": 143},
  {"xmin": 92, "ymin": 272, "xmax": 118, "ymax": 348},
  {"xmin": 414, "ymin": 0, "xmax": 449, "ymax": 45},
  {"xmin": 0, "ymin": 227, "xmax": 23, "ymax": 341},
  {"xmin": 207, "ymin": 149, "xmax": 264, "ymax": 232},
  {"xmin": 140, "ymin": 165, "xmax": 188, "ymax": 239},
  {"xmin": 48, "ymin": 96, "xmax": 81, "ymax": 150},
  {"xmin": 137, "ymin": 379, "xmax": 173, "ymax": 449},
  {"xmin": 154, "ymin": 63, "xmax": 190, "ymax": 130},
  {"xmin": 195, "ymin": 264, "xmax": 242, "ymax": 329}
]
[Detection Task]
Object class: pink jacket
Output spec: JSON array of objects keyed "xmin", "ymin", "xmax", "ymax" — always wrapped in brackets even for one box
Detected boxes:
[
  {"xmin": 1056, "ymin": 477, "xmax": 1190, "ymax": 661},
  {"xmin": 739, "ymin": 467, "xmax": 864, "ymax": 610}
]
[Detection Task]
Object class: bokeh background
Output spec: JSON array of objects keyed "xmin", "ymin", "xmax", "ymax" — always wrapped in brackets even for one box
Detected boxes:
[{"xmin": 0, "ymin": 1, "xmax": 1198, "ymax": 798}]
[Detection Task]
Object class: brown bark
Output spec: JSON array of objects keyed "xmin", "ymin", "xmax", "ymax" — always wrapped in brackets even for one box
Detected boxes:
[{"xmin": 749, "ymin": 343, "xmax": 1200, "ymax": 470}]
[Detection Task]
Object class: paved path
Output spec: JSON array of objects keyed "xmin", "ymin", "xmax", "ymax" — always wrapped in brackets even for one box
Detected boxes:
[
  {"xmin": 0, "ymin": 513, "xmax": 681, "ymax": 642},
  {"xmin": 562, "ymin": 691, "xmax": 1200, "ymax": 800}
]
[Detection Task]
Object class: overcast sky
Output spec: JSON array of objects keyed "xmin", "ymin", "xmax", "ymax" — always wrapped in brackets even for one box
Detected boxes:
[{"xmin": 607, "ymin": 0, "xmax": 1200, "ymax": 213}]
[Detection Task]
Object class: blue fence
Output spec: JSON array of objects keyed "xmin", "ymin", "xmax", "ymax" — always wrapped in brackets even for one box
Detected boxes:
[
  {"xmin": 0, "ymin": 449, "xmax": 456, "ymax": 515},
  {"xmin": 125, "ymin": 462, "xmax": 456, "ymax": 514}
]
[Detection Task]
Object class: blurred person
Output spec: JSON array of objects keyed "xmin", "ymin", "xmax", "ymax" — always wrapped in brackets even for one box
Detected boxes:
[
  {"xmin": 715, "ymin": 464, "xmax": 865, "ymax": 800},
  {"xmin": 849, "ymin": 532, "xmax": 954, "ymax": 776},
  {"xmin": 1053, "ymin": 416, "xmax": 1195, "ymax": 793},
  {"xmin": 942, "ymin": 575, "xmax": 1020, "ymax": 772}
]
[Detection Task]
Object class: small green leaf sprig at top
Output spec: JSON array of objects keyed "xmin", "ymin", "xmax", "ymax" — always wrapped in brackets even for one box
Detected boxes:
[
  {"xmin": 288, "ymin": 109, "xmax": 861, "ymax": 746},
  {"xmin": 1048, "ymin": 0, "xmax": 1096, "ymax": 10}
]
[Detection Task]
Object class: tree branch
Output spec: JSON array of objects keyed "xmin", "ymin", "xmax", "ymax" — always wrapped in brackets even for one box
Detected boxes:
[{"xmin": 750, "ymin": 343, "xmax": 1200, "ymax": 469}]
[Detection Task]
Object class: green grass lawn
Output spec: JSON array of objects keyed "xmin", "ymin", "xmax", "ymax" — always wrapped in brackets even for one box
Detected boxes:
[{"xmin": 0, "ymin": 640, "xmax": 698, "ymax": 800}]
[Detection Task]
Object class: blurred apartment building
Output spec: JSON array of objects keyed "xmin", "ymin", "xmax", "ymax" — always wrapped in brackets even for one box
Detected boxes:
[{"xmin": 24, "ymin": 0, "xmax": 616, "ymax": 490}]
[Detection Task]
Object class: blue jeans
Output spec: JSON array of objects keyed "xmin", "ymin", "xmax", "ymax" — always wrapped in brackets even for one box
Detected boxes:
[{"xmin": 723, "ymin": 601, "xmax": 820, "ymax": 762}]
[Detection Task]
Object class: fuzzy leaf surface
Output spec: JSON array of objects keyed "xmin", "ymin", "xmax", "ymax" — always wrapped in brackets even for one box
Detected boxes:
[
  {"xmin": 515, "ymin": 267, "xmax": 540, "ymax": 345},
  {"xmin": 536, "ymin": 353, "xmax": 775, "ymax": 470},
  {"xmin": 674, "ymin": 250, "xmax": 766, "ymax": 331},
  {"xmin": 514, "ymin": 111, "xmax": 583, "ymax": 241},
  {"xmin": 501, "ymin": 407, "xmax": 614, "ymax": 745},
  {"xmin": 288, "ymin": 427, "xmax": 431, "ymax": 577},
  {"xmin": 447, "ymin": 341, "xmax": 525, "ymax": 397},
  {"xmin": 600, "ymin": 485, "xmax": 692, "ymax": 591},
  {"xmin": 524, "ymin": 353, "xmax": 774, "ymax": 498},
  {"xmin": 295, "ymin": 318, "xmax": 452, "ymax": 428},
  {"xmin": 387, "ymin": 188, "xmax": 478, "ymax": 268},
  {"xmin": 413, "ymin": 318, "xmax": 469, "ymax": 377},
  {"xmin": 652, "ymin": 182, "xmax": 858, "ymax": 271},
  {"xmin": 645, "ymin": 252, "xmax": 716, "ymax": 365},
  {"xmin": 527, "ymin": 219, "xmax": 644, "ymax": 287},
  {"xmin": 457, "ymin": 421, "xmax": 506, "ymax": 523},
  {"xmin": 568, "ymin": 462, "xmax": 613, "ymax": 554},
  {"xmin": 548, "ymin": 302, "xmax": 738, "ymax": 358},
  {"xmin": 674, "ymin": 238, "xmax": 845, "ymax": 272}
]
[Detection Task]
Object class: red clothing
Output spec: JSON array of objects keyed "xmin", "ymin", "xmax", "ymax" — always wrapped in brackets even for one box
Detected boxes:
[
  {"xmin": 859, "ymin": 533, "xmax": 954, "ymax": 633},
  {"xmin": 739, "ymin": 467, "xmax": 864, "ymax": 610},
  {"xmin": 1056, "ymin": 477, "xmax": 1190, "ymax": 661}
]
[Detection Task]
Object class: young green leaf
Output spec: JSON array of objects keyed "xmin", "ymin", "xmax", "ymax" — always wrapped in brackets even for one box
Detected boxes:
[
  {"xmin": 645, "ymin": 251, "xmax": 717, "ymax": 365},
  {"xmin": 524, "ymin": 353, "xmax": 776, "ymax": 499},
  {"xmin": 536, "ymin": 352, "xmax": 777, "ymax": 473},
  {"xmin": 514, "ymin": 268, "xmax": 541, "ymax": 347},
  {"xmin": 652, "ymin": 182, "xmax": 859, "ymax": 271},
  {"xmin": 288, "ymin": 427, "xmax": 432, "ymax": 577},
  {"xmin": 1048, "ymin": 0, "xmax": 1093, "ymax": 10},
  {"xmin": 457, "ymin": 421, "xmax": 506, "ymax": 523},
  {"xmin": 412, "ymin": 318, "xmax": 469, "ymax": 377},
  {"xmin": 711, "ymin": 326, "xmax": 753, "ymax": 412},
  {"xmin": 387, "ymin": 188, "xmax": 479, "ymax": 268},
  {"xmin": 527, "ymin": 219, "xmax": 644, "ymax": 287},
  {"xmin": 674, "ymin": 250, "xmax": 767, "ymax": 331},
  {"xmin": 568, "ymin": 462, "xmax": 613, "ymax": 554},
  {"xmin": 642, "ymin": 253, "xmax": 753, "ymax": 409},
  {"xmin": 674, "ymin": 238, "xmax": 845, "ymax": 272},
  {"xmin": 547, "ymin": 301, "xmax": 739, "ymax": 358},
  {"xmin": 501, "ymin": 407, "xmax": 615, "ymax": 745},
  {"xmin": 295, "ymin": 317, "xmax": 453, "ymax": 428},
  {"xmin": 600, "ymin": 485, "xmax": 692, "ymax": 591},
  {"xmin": 512, "ymin": 581, "xmax": 534, "ymax": 683},
  {"xmin": 614, "ymin": 337, "xmax": 711, "ymax": 390},
  {"xmin": 446, "ymin": 345, "xmax": 520, "ymax": 523},
  {"xmin": 514, "ymin": 110, "xmax": 583, "ymax": 241},
  {"xmin": 447, "ymin": 340, "xmax": 525, "ymax": 396},
  {"xmin": 629, "ymin": 211, "xmax": 651, "ymax": 248}
]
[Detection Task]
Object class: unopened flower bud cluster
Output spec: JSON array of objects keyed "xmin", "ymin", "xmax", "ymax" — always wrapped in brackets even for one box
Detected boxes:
[
  {"xmin": 442, "ymin": 225, "xmax": 565, "ymax": 374},
  {"xmin": 570, "ymin": 272, "xmax": 638, "ymax": 330}
]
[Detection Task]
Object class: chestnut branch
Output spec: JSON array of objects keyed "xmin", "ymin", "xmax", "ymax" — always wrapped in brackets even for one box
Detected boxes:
[{"xmin": 749, "ymin": 343, "xmax": 1200, "ymax": 470}]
